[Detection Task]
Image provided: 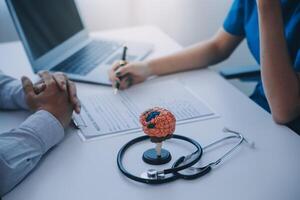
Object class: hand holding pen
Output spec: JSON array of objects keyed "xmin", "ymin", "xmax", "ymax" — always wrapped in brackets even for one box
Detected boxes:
[
  {"xmin": 113, "ymin": 46, "xmax": 131, "ymax": 94},
  {"xmin": 109, "ymin": 46, "xmax": 153, "ymax": 93}
]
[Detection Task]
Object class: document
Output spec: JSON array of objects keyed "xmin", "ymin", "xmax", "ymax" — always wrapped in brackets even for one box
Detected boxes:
[{"xmin": 73, "ymin": 80, "xmax": 217, "ymax": 140}]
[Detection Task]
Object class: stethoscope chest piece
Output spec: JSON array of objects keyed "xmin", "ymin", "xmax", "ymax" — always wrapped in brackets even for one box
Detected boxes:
[{"xmin": 141, "ymin": 169, "xmax": 165, "ymax": 180}]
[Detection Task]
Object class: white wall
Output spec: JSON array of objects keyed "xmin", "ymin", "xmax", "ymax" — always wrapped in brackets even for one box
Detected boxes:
[
  {"xmin": 76, "ymin": 0, "xmax": 256, "ymax": 68},
  {"xmin": 129, "ymin": 0, "xmax": 231, "ymax": 46},
  {"xmin": 76, "ymin": 0, "xmax": 134, "ymax": 32},
  {"xmin": 0, "ymin": 0, "xmax": 256, "ymax": 67},
  {"xmin": 77, "ymin": 0, "xmax": 231, "ymax": 46}
]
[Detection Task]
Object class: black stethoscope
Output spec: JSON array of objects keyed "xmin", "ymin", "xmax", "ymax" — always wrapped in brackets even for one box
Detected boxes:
[{"xmin": 117, "ymin": 128, "xmax": 254, "ymax": 184}]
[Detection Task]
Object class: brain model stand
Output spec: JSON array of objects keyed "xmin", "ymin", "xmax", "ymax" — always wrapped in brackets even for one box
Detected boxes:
[{"xmin": 140, "ymin": 107, "xmax": 176, "ymax": 165}]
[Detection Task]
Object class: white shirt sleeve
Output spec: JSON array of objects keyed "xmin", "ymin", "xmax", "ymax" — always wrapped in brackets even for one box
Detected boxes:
[
  {"xmin": 0, "ymin": 110, "xmax": 64, "ymax": 197},
  {"xmin": 0, "ymin": 71, "xmax": 28, "ymax": 110}
]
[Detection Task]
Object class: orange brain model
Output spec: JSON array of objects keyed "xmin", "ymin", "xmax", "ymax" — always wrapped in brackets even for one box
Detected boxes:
[{"xmin": 140, "ymin": 107, "xmax": 176, "ymax": 143}]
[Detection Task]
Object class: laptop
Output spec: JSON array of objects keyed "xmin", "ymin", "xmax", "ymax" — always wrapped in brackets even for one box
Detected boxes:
[{"xmin": 6, "ymin": 0, "xmax": 153, "ymax": 85}]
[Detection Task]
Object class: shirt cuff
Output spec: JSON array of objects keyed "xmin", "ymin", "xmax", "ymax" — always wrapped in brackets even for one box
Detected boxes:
[
  {"xmin": 19, "ymin": 110, "xmax": 65, "ymax": 153},
  {"xmin": 16, "ymin": 84, "xmax": 29, "ymax": 110}
]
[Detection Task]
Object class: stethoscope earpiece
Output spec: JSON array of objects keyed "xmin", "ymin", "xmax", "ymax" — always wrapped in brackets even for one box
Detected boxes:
[{"xmin": 223, "ymin": 127, "xmax": 255, "ymax": 148}]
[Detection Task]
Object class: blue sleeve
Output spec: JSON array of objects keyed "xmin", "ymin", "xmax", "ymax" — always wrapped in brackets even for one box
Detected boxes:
[
  {"xmin": 0, "ymin": 71, "xmax": 28, "ymax": 110},
  {"xmin": 295, "ymin": 50, "xmax": 300, "ymax": 72},
  {"xmin": 0, "ymin": 110, "xmax": 64, "ymax": 197},
  {"xmin": 223, "ymin": 0, "xmax": 245, "ymax": 36}
]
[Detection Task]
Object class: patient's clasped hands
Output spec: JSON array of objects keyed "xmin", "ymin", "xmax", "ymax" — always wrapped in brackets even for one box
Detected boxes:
[{"xmin": 21, "ymin": 71, "xmax": 81, "ymax": 128}]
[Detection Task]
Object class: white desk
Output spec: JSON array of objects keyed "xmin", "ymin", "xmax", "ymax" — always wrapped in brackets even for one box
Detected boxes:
[{"xmin": 1, "ymin": 26, "xmax": 300, "ymax": 200}]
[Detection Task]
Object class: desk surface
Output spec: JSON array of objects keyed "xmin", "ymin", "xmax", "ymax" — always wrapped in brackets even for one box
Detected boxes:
[{"xmin": 1, "ymin": 26, "xmax": 300, "ymax": 200}]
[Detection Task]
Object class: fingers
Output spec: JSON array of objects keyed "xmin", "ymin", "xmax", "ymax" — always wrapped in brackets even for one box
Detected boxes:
[
  {"xmin": 112, "ymin": 61, "xmax": 122, "ymax": 71},
  {"xmin": 67, "ymin": 80, "xmax": 81, "ymax": 114},
  {"xmin": 119, "ymin": 75, "xmax": 133, "ymax": 90},
  {"xmin": 115, "ymin": 65, "xmax": 131, "ymax": 78},
  {"xmin": 38, "ymin": 71, "xmax": 55, "ymax": 87},
  {"xmin": 109, "ymin": 62, "xmax": 121, "ymax": 90},
  {"xmin": 33, "ymin": 82, "xmax": 46, "ymax": 94},
  {"xmin": 37, "ymin": 71, "xmax": 80, "ymax": 113},
  {"xmin": 34, "ymin": 79, "xmax": 44, "ymax": 85},
  {"xmin": 114, "ymin": 79, "xmax": 121, "ymax": 90},
  {"xmin": 36, "ymin": 72, "xmax": 68, "ymax": 92},
  {"xmin": 21, "ymin": 76, "xmax": 35, "ymax": 98},
  {"xmin": 110, "ymin": 61, "xmax": 131, "ymax": 80},
  {"xmin": 109, "ymin": 61, "xmax": 122, "ymax": 82},
  {"xmin": 109, "ymin": 61, "xmax": 132, "ymax": 90},
  {"xmin": 52, "ymin": 72, "xmax": 67, "ymax": 91},
  {"xmin": 114, "ymin": 66, "xmax": 132, "ymax": 90},
  {"xmin": 109, "ymin": 68, "xmax": 120, "ymax": 83}
]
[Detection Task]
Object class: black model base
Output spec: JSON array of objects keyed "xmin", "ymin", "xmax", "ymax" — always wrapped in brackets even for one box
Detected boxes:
[{"xmin": 142, "ymin": 148, "xmax": 172, "ymax": 165}]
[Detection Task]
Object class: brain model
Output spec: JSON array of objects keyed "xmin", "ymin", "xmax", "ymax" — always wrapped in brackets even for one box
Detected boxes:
[{"xmin": 140, "ymin": 107, "xmax": 176, "ymax": 143}]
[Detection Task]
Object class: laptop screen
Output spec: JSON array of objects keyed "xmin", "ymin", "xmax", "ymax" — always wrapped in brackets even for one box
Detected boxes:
[{"xmin": 10, "ymin": 0, "xmax": 84, "ymax": 60}]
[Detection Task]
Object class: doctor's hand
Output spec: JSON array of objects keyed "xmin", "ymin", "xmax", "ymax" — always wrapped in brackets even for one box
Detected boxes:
[
  {"xmin": 108, "ymin": 61, "xmax": 152, "ymax": 90},
  {"xmin": 22, "ymin": 72, "xmax": 74, "ymax": 128},
  {"xmin": 33, "ymin": 72, "xmax": 81, "ymax": 114}
]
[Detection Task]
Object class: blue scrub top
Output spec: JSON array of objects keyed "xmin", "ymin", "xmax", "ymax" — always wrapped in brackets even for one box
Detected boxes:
[{"xmin": 223, "ymin": 0, "xmax": 300, "ymax": 112}]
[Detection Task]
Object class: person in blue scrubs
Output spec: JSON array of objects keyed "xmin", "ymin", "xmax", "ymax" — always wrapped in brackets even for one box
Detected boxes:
[{"xmin": 109, "ymin": 0, "xmax": 300, "ymax": 133}]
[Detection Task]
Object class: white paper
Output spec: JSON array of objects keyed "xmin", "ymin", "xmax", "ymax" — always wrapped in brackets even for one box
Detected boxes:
[{"xmin": 73, "ymin": 80, "xmax": 217, "ymax": 140}]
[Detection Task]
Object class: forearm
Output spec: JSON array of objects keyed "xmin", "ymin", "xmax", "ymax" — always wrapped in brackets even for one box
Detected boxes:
[
  {"xmin": 0, "ymin": 110, "xmax": 64, "ymax": 196},
  {"xmin": 148, "ymin": 29, "xmax": 241, "ymax": 76},
  {"xmin": 148, "ymin": 40, "xmax": 222, "ymax": 76},
  {"xmin": 257, "ymin": 1, "xmax": 300, "ymax": 123}
]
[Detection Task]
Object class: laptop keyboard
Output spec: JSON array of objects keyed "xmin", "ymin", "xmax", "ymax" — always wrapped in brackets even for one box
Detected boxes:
[{"xmin": 51, "ymin": 40, "xmax": 122, "ymax": 75}]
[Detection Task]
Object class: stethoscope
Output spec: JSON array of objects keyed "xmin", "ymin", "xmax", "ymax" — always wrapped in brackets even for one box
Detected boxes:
[{"xmin": 117, "ymin": 128, "xmax": 254, "ymax": 184}]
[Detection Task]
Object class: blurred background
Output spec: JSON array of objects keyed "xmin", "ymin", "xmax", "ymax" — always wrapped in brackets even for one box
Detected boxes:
[{"xmin": 0, "ymin": 0, "xmax": 257, "ymax": 94}]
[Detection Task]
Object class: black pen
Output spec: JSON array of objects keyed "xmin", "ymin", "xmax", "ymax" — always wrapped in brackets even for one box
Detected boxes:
[
  {"xmin": 122, "ymin": 45, "xmax": 128, "ymax": 61},
  {"xmin": 114, "ymin": 46, "xmax": 128, "ymax": 94}
]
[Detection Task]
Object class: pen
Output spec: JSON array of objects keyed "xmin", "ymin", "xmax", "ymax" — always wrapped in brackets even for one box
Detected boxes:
[
  {"xmin": 122, "ymin": 45, "xmax": 128, "ymax": 61},
  {"xmin": 114, "ymin": 46, "xmax": 128, "ymax": 94},
  {"xmin": 72, "ymin": 118, "xmax": 80, "ymax": 129}
]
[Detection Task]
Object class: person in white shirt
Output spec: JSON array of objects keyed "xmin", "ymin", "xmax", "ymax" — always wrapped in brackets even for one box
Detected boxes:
[{"xmin": 0, "ymin": 71, "xmax": 80, "ymax": 196}]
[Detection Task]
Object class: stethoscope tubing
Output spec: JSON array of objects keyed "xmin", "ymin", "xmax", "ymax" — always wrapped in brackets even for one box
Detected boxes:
[{"xmin": 117, "ymin": 128, "xmax": 252, "ymax": 184}]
